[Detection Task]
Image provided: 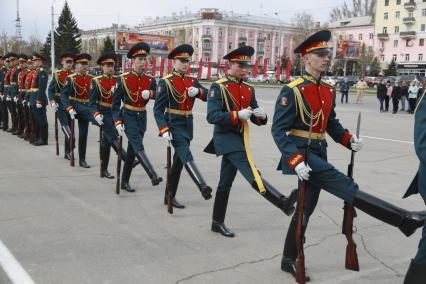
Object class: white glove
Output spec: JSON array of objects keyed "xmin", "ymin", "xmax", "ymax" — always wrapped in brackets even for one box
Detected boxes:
[
  {"xmin": 350, "ymin": 135, "xmax": 363, "ymax": 152},
  {"xmin": 187, "ymin": 87, "xmax": 199, "ymax": 97},
  {"xmin": 0, "ymin": 94, "xmax": 3, "ymax": 100},
  {"xmin": 237, "ymin": 108, "xmax": 253, "ymax": 120},
  {"xmin": 116, "ymin": 124, "xmax": 125, "ymax": 136},
  {"xmin": 6, "ymin": 96, "xmax": 12, "ymax": 101},
  {"xmin": 253, "ymin": 107, "xmax": 266, "ymax": 119},
  {"xmin": 161, "ymin": 131, "xmax": 173, "ymax": 142},
  {"xmin": 94, "ymin": 114, "xmax": 104, "ymax": 125},
  {"xmin": 36, "ymin": 103, "xmax": 42, "ymax": 109},
  {"xmin": 13, "ymin": 97, "xmax": 18, "ymax": 103},
  {"xmin": 22, "ymin": 100, "xmax": 26, "ymax": 106},
  {"xmin": 141, "ymin": 90, "xmax": 150, "ymax": 100},
  {"xmin": 295, "ymin": 162, "xmax": 312, "ymax": 181},
  {"xmin": 51, "ymin": 102, "xmax": 59, "ymax": 112},
  {"xmin": 68, "ymin": 109, "xmax": 77, "ymax": 119}
]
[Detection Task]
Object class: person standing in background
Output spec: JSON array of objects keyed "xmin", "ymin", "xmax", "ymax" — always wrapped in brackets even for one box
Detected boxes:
[
  {"xmin": 340, "ymin": 77, "xmax": 349, "ymax": 104},
  {"xmin": 377, "ymin": 79, "xmax": 387, "ymax": 112},
  {"xmin": 401, "ymin": 81, "xmax": 409, "ymax": 111},
  {"xmin": 391, "ymin": 81, "xmax": 401, "ymax": 114},
  {"xmin": 355, "ymin": 76, "xmax": 368, "ymax": 104},
  {"xmin": 385, "ymin": 80, "xmax": 392, "ymax": 112},
  {"xmin": 408, "ymin": 81, "xmax": 419, "ymax": 114}
]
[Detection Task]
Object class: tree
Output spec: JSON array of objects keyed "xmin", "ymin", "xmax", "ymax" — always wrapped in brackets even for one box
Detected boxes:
[
  {"xmin": 40, "ymin": 32, "xmax": 59, "ymax": 67},
  {"xmin": 329, "ymin": 0, "xmax": 376, "ymax": 22},
  {"xmin": 384, "ymin": 58, "xmax": 397, "ymax": 76},
  {"xmin": 55, "ymin": 1, "xmax": 81, "ymax": 61},
  {"xmin": 370, "ymin": 56, "xmax": 382, "ymax": 76},
  {"xmin": 101, "ymin": 36, "xmax": 114, "ymax": 54}
]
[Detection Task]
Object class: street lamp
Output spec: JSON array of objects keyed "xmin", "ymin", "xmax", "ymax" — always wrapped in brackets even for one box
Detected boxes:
[{"xmin": 51, "ymin": 0, "xmax": 57, "ymax": 77}]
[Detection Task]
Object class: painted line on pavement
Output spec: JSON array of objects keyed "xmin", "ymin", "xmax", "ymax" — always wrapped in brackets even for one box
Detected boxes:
[{"xmin": 0, "ymin": 240, "xmax": 35, "ymax": 284}]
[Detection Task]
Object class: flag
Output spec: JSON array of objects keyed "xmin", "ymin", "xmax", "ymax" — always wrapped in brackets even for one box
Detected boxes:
[
  {"xmin": 159, "ymin": 57, "xmax": 165, "ymax": 78},
  {"xmin": 197, "ymin": 58, "xmax": 203, "ymax": 79}
]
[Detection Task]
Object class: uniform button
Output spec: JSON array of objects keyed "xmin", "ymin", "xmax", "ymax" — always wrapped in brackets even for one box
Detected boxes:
[{"xmin": 322, "ymin": 100, "xmax": 324, "ymax": 103}]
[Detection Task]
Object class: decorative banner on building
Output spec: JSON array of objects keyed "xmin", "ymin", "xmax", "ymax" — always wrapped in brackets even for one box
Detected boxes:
[
  {"xmin": 335, "ymin": 40, "xmax": 361, "ymax": 59},
  {"xmin": 116, "ymin": 32, "xmax": 174, "ymax": 54}
]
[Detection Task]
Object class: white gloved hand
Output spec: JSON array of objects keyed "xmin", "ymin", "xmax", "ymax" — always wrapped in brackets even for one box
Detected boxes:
[
  {"xmin": 187, "ymin": 87, "xmax": 199, "ymax": 97},
  {"xmin": 295, "ymin": 162, "xmax": 312, "ymax": 181},
  {"xmin": 350, "ymin": 135, "xmax": 363, "ymax": 152},
  {"xmin": 6, "ymin": 96, "xmax": 12, "ymax": 101},
  {"xmin": 68, "ymin": 108, "xmax": 77, "ymax": 119},
  {"xmin": 161, "ymin": 131, "xmax": 173, "ymax": 143},
  {"xmin": 36, "ymin": 103, "xmax": 42, "ymax": 109},
  {"xmin": 238, "ymin": 108, "xmax": 253, "ymax": 120},
  {"xmin": 94, "ymin": 114, "xmax": 104, "ymax": 125},
  {"xmin": 22, "ymin": 100, "xmax": 27, "ymax": 106},
  {"xmin": 253, "ymin": 107, "xmax": 266, "ymax": 119},
  {"xmin": 141, "ymin": 90, "xmax": 150, "ymax": 100},
  {"xmin": 0, "ymin": 94, "xmax": 4, "ymax": 100},
  {"xmin": 13, "ymin": 97, "xmax": 18, "ymax": 103},
  {"xmin": 116, "ymin": 124, "xmax": 125, "ymax": 136},
  {"xmin": 51, "ymin": 102, "xmax": 59, "ymax": 112}
]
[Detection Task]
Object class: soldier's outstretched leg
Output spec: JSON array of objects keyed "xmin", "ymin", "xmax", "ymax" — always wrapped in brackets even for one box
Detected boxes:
[
  {"xmin": 62, "ymin": 125, "xmax": 72, "ymax": 160},
  {"xmin": 121, "ymin": 143, "xmax": 136, "ymax": 192},
  {"xmin": 135, "ymin": 150, "xmax": 163, "ymax": 186},
  {"xmin": 163, "ymin": 152, "xmax": 185, "ymax": 209},
  {"xmin": 184, "ymin": 160, "xmax": 212, "ymax": 200},
  {"xmin": 252, "ymin": 179, "xmax": 298, "ymax": 216},
  {"xmin": 100, "ymin": 144, "xmax": 114, "ymax": 179},
  {"xmin": 211, "ymin": 190, "xmax": 234, "ymax": 237}
]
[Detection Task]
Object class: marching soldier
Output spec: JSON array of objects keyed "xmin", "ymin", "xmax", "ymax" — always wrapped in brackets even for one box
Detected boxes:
[
  {"xmin": 15, "ymin": 54, "xmax": 29, "ymax": 137},
  {"xmin": 204, "ymin": 46, "xmax": 298, "ymax": 238},
  {"xmin": 7, "ymin": 52, "xmax": 20, "ymax": 134},
  {"xmin": 23, "ymin": 57, "xmax": 35, "ymax": 141},
  {"xmin": 48, "ymin": 52, "xmax": 74, "ymax": 159},
  {"xmin": 61, "ymin": 53, "xmax": 93, "ymax": 168},
  {"xmin": 270, "ymin": 30, "xmax": 426, "ymax": 280},
  {"xmin": 89, "ymin": 51, "xmax": 136, "ymax": 179},
  {"xmin": 154, "ymin": 44, "xmax": 212, "ymax": 209},
  {"xmin": 403, "ymin": 89, "xmax": 426, "ymax": 283},
  {"xmin": 31, "ymin": 52, "xmax": 49, "ymax": 146},
  {"xmin": 3, "ymin": 53, "xmax": 18, "ymax": 132},
  {"xmin": 112, "ymin": 42, "xmax": 162, "ymax": 192},
  {"xmin": 0, "ymin": 55, "xmax": 6, "ymax": 129}
]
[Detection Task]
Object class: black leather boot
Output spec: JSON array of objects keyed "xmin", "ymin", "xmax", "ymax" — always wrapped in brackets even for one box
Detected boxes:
[
  {"xmin": 136, "ymin": 150, "xmax": 163, "ymax": 186},
  {"xmin": 353, "ymin": 190, "xmax": 426, "ymax": 237},
  {"xmin": 64, "ymin": 136, "xmax": 71, "ymax": 160},
  {"xmin": 404, "ymin": 259, "xmax": 426, "ymax": 284},
  {"xmin": 101, "ymin": 145, "xmax": 114, "ymax": 179},
  {"xmin": 34, "ymin": 124, "xmax": 48, "ymax": 146},
  {"xmin": 121, "ymin": 158, "xmax": 135, "ymax": 192},
  {"xmin": 252, "ymin": 179, "xmax": 298, "ymax": 216},
  {"xmin": 185, "ymin": 160, "xmax": 212, "ymax": 200},
  {"xmin": 78, "ymin": 134, "xmax": 90, "ymax": 168},
  {"xmin": 281, "ymin": 218, "xmax": 311, "ymax": 281},
  {"xmin": 211, "ymin": 190, "xmax": 234, "ymax": 237}
]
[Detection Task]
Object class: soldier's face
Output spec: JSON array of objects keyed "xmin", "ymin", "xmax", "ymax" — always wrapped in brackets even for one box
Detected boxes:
[
  {"xmin": 101, "ymin": 62, "xmax": 115, "ymax": 75},
  {"xmin": 76, "ymin": 62, "xmax": 88, "ymax": 73},
  {"xmin": 0, "ymin": 59, "xmax": 3, "ymax": 65},
  {"xmin": 132, "ymin": 56, "xmax": 147, "ymax": 71},
  {"xmin": 174, "ymin": 59, "xmax": 189, "ymax": 73},
  {"xmin": 304, "ymin": 53, "xmax": 330, "ymax": 73},
  {"xmin": 18, "ymin": 61, "xmax": 26, "ymax": 68},
  {"xmin": 62, "ymin": 59, "xmax": 73, "ymax": 70},
  {"xmin": 230, "ymin": 62, "xmax": 249, "ymax": 79},
  {"xmin": 33, "ymin": 59, "xmax": 43, "ymax": 68},
  {"xmin": 9, "ymin": 58, "xmax": 17, "ymax": 66}
]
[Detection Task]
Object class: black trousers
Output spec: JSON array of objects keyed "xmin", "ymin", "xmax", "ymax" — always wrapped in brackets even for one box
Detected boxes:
[
  {"xmin": 384, "ymin": 96, "xmax": 390, "ymax": 111},
  {"xmin": 392, "ymin": 97, "xmax": 399, "ymax": 113}
]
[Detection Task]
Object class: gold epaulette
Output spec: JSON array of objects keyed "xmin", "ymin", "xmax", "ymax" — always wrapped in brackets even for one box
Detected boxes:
[
  {"xmin": 120, "ymin": 72, "xmax": 130, "ymax": 78},
  {"xmin": 144, "ymin": 72, "xmax": 155, "ymax": 78},
  {"xmin": 68, "ymin": 73, "xmax": 76, "ymax": 78},
  {"xmin": 287, "ymin": 78, "xmax": 304, "ymax": 88},
  {"xmin": 215, "ymin": 78, "xmax": 227, "ymax": 84},
  {"xmin": 162, "ymin": 73, "xmax": 173, "ymax": 79},
  {"xmin": 93, "ymin": 75, "xmax": 103, "ymax": 80},
  {"xmin": 320, "ymin": 80, "xmax": 334, "ymax": 88},
  {"xmin": 242, "ymin": 81, "xmax": 253, "ymax": 87}
]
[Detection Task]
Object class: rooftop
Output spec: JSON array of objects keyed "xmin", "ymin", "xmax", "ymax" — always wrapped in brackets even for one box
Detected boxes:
[{"xmin": 328, "ymin": 16, "xmax": 373, "ymax": 29}]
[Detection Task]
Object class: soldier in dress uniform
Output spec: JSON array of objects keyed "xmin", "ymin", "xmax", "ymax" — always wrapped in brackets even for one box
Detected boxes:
[
  {"xmin": 3, "ymin": 53, "xmax": 18, "ymax": 132},
  {"xmin": 204, "ymin": 46, "xmax": 298, "ymax": 238},
  {"xmin": 61, "ymin": 53, "xmax": 93, "ymax": 168},
  {"xmin": 271, "ymin": 30, "xmax": 426, "ymax": 281},
  {"xmin": 48, "ymin": 52, "xmax": 74, "ymax": 159},
  {"xmin": 0, "ymin": 55, "xmax": 6, "ymax": 129},
  {"xmin": 89, "ymin": 51, "xmax": 139, "ymax": 179},
  {"xmin": 154, "ymin": 44, "xmax": 212, "ymax": 209},
  {"xmin": 31, "ymin": 52, "xmax": 49, "ymax": 146},
  {"xmin": 22, "ymin": 57, "xmax": 35, "ymax": 141},
  {"xmin": 112, "ymin": 42, "xmax": 162, "ymax": 192},
  {"xmin": 15, "ymin": 54, "xmax": 29, "ymax": 137},
  {"xmin": 403, "ymin": 90, "xmax": 426, "ymax": 284}
]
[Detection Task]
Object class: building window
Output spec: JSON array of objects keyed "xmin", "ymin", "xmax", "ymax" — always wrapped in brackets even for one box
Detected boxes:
[
  {"xmin": 368, "ymin": 46, "xmax": 373, "ymax": 52},
  {"xmin": 267, "ymin": 33, "xmax": 271, "ymax": 40},
  {"xmin": 249, "ymin": 32, "xmax": 253, "ymax": 39},
  {"xmin": 383, "ymin": 27, "xmax": 387, "ymax": 34},
  {"xmin": 419, "ymin": 54, "xmax": 423, "ymax": 61},
  {"xmin": 228, "ymin": 42, "xmax": 232, "ymax": 49},
  {"xmin": 396, "ymin": 0, "xmax": 401, "ymax": 4},
  {"xmin": 219, "ymin": 29, "xmax": 223, "ymax": 37},
  {"xmin": 421, "ymin": 24, "xmax": 426, "ymax": 32},
  {"xmin": 339, "ymin": 34, "xmax": 343, "ymax": 40},
  {"xmin": 394, "ymin": 40, "xmax": 398, "ymax": 47},
  {"xmin": 358, "ymin": 34, "xmax": 363, "ymax": 40},
  {"xmin": 384, "ymin": 13, "xmax": 388, "ymax": 20},
  {"xmin": 349, "ymin": 34, "xmax": 353, "ymax": 40},
  {"xmin": 205, "ymin": 28, "xmax": 210, "ymax": 35},
  {"xmin": 396, "ymin": 11, "xmax": 400, "ymax": 19},
  {"xmin": 395, "ymin": 26, "xmax": 399, "ymax": 33},
  {"xmin": 385, "ymin": 0, "xmax": 389, "ymax": 6},
  {"xmin": 420, "ymin": 39, "xmax": 424, "ymax": 46},
  {"xmin": 381, "ymin": 55, "xmax": 385, "ymax": 61},
  {"xmin": 405, "ymin": 54, "xmax": 410, "ymax": 62},
  {"xmin": 369, "ymin": 33, "xmax": 374, "ymax": 39},
  {"xmin": 422, "ymin": 9, "xmax": 426, "ymax": 16},
  {"xmin": 392, "ymin": 54, "xmax": 397, "ymax": 61}
]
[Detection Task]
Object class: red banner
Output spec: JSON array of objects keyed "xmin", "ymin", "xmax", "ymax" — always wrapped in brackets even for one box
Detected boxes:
[
  {"xmin": 144, "ymin": 59, "xmax": 149, "ymax": 73},
  {"xmin": 217, "ymin": 60, "xmax": 221, "ymax": 76},
  {"xmin": 197, "ymin": 59, "xmax": 203, "ymax": 79},
  {"xmin": 224, "ymin": 61, "xmax": 228, "ymax": 76},
  {"xmin": 286, "ymin": 59, "xmax": 292, "ymax": 81},
  {"xmin": 207, "ymin": 61, "xmax": 212, "ymax": 80},
  {"xmin": 151, "ymin": 56, "xmax": 156, "ymax": 76},
  {"xmin": 263, "ymin": 58, "xmax": 267, "ymax": 79},
  {"xmin": 252, "ymin": 59, "xmax": 258, "ymax": 78},
  {"xmin": 276, "ymin": 60, "xmax": 281, "ymax": 81},
  {"xmin": 167, "ymin": 59, "xmax": 172, "ymax": 74},
  {"xmin": 159, "ymin": 57, "xmax": 165, "ymax": 78}
]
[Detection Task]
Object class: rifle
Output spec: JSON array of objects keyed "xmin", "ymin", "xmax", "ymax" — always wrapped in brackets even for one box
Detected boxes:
[
  {"xmin": 99, "ymin": 125, "xmax": 104, "ymax": 177},
  {"xmin": 295, "ymin": 112, "xmax": 313, "ymax": 284},
  {"xmin": 70, "ymin": 118, "xmax": 75, "ymax": 167},
  {"xmin": 166, "ymin": 141, "xmax": 173, "ymax": 214},
  {"xmin": 116, "ymin": 135, "xmax": 122, "ymax": 195},
  {"xmin": 55, "ymin": 111, "xmax": 59, "ymax": 156},
  {"xmin": 342, "ymin": 112, "xmax": 361, "ymax": 271}
]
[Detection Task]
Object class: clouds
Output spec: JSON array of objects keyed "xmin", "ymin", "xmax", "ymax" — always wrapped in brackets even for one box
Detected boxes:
[{"xmin": 0, "ymin": 0, "xmax": 342, "ymax": 40}]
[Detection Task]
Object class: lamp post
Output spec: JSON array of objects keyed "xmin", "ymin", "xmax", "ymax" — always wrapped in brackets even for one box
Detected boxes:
[{"xmin": 51, "ymin": 0, "xmax": 56, "ymax": 77}]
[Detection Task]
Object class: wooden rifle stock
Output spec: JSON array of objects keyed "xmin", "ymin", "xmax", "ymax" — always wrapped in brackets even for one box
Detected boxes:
[
  {"xmin": 296, "ymin": 180, "xmax": 306, "ymax": 284},
  {"xmin": 166, "ymin": 144, "xmax": 173, "ymax": 214},
  {"xmin": 70, "ymin": 118, "xmax": 75, "ymax": 167},
  {"xmin": 116, "ymin": 136, "xmax": 122, "ymax": 195},
  {"xmin": 55, "ymin": 111, "xmax": 59, "ymax": 156},
  {"xmin": 99, "ymin": 126, "xmax": 103, "ymax": 177}
]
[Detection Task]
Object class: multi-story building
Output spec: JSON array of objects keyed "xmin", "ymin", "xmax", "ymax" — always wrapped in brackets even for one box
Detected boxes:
[{"xmin": 375, "ymin": 0, "xmax": 426, "ymax": 76}]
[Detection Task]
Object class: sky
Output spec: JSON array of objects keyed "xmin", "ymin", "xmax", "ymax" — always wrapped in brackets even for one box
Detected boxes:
[{"xmin": 0, "ymin": 0, "xmax": 344, "ymax": 41}]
